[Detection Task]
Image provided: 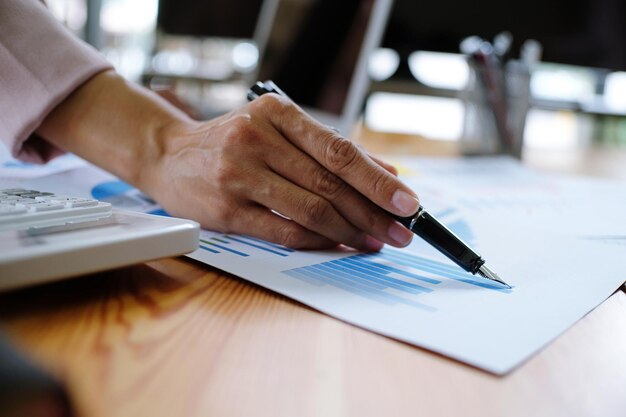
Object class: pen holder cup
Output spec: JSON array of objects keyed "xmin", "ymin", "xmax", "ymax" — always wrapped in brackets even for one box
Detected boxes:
[{"xmin": 460, "ymin": 60, "xmax": 531, "ymax": 158}]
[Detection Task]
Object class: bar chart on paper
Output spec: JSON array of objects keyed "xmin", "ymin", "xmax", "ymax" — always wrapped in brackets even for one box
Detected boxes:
[
  {"xmin": 282, "ymin": 251, "xmax": 511, "ymax": 313},
  {"xmin": 198, "ymin": 234, "xmax": 296, "ymax": 257},
  {"xmin": 192, "ymin": 208, "xmax": 511, "ymax": 317}
]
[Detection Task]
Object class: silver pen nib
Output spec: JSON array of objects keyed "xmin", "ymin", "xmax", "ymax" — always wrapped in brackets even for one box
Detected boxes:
[{"xmin": 477, "ymin": 264, "xmax": 511, "ymax": 288}]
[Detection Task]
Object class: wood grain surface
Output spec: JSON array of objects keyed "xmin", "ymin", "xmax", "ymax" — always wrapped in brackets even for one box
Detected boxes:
[{"xmin": 1, "ymin": 256, "xmax": 626, "ymax": 417}]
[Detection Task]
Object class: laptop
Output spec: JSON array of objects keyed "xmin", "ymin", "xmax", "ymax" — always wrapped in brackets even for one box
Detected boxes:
[
  {"xmin": 254, "ymin": 0, "xmax": 393, "ymax": 135},
  {"xmin": 152, "ymin": 0, "xmax": 391, "ymax": 135}
]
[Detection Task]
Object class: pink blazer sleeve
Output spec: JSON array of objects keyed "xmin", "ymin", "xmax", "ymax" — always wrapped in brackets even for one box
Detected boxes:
[{"xmin": 0, "ymin": 0, "xmax": 112, "ymax": 163}]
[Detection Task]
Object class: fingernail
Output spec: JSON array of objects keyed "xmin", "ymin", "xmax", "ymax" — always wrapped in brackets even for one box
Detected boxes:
[
  {"xmin": 392, "ymin": 190, "xmax": 419, "ymax": 216},
  {"xmin": 388, "ymin": 221, "xmax": 413, "ymax": 247},
  {"xmin": 364, "ymin": 235, "xmax": 384, "ymax": 252}
]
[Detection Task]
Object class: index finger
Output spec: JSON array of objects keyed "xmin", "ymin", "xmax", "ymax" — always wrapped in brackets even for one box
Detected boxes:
[{"xmin": 254, "ymin": 94, "xmax": 420, "ymax": 217}]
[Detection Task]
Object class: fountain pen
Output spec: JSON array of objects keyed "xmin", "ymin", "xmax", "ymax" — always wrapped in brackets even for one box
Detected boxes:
[
  {"xmin": 393, "ymin": 208, "xmax": 510, "ymax": 288},
  {"xmin": 247, "ymin": 81, "xmax": 511, "ymax": 288}
]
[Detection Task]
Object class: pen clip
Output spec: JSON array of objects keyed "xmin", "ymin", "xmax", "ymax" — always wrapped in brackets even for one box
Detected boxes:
[{"xmin": 247, "ymin": 80, "xmax": 290, "ymax": 101}]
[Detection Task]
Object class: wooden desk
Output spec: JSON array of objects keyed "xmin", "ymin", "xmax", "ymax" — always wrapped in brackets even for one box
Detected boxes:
[{"xmin": 2, "ymin": 132, "xmax": 626, "ymax": 417}]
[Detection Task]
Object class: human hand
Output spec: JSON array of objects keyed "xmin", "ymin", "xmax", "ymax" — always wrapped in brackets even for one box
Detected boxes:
[
  {"xmin": 37, "ymin": 70, "xmax": 418, "ymax": 252},
  {"xmin": 145, "ymin": 94, "xmax": 419, "ymax": 251}
]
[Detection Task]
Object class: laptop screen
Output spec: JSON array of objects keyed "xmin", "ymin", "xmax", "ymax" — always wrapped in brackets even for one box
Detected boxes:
[
  {"xmin": 257, "ymin": 0, "xmax": 377, "ymax": 117},
  {"xmin": 157, "ymin": 0, "xmax": 264, "ymax": 39}
]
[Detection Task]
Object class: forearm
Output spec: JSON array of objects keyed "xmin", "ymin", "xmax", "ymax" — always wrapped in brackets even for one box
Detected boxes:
[{"xmin": 35, "ymin": 70, "xmax": 195, "ymax": 187}]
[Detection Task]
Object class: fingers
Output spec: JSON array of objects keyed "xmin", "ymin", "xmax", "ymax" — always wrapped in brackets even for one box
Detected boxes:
[
  {"xmin": 355, "ymin": 144, "xmax": 398, "ymax": 176},
  {"xmin": 229, "ymin": 204, "xmax": 339, "ymax": 250},
  {"xmin": 249, "ymin": 171, "xmax": 385, "ymax": 252},
  {"xmin": 262, "ymin": 137, "xmax": 413, "ymax": 248},
  {"xmin": 253, "ymin": 94, "xmax": 419, "ymax": 217},
  {"xmin": 369, "ymin": 154, "xmax": 398, "ymax": 176}
]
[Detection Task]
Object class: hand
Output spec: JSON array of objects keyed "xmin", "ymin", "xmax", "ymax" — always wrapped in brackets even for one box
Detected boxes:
[
  {"xmin": 144, "ymin": 93, "xmax": 419, "ymax": 251},
  {"xmin": 37, "ymin": 71, "xmax": 419, "ymax": 251}
]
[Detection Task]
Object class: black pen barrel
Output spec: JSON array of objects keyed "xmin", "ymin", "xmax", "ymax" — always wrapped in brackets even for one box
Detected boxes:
[{"xmin": 394, "ymin": 209, "xmax": 485, "ymax": 274}]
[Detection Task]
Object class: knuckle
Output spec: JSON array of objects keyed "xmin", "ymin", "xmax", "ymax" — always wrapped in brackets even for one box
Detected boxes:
[
  {"xmin": 230, "ymin": 113, "xmax": 253, "ymax": 130},
  {"xmin": 324, "ymin": 136, "xmax": 360, "ymax": 174},
  {"xmin": 300, "ymin": 197, "xmax": 332, "ymax": 228},
  {"xmin": 213, "ymin": 199, "xmax": 236, "ymax": 225},
  {"xmin": 253, "ymin": 177, "xmax": 273, "ymax": 201},
  {"xmin": 226, "ymin": 204, "xmax": 244, "ymax": 227},
  {"xmin": 370, "ymin": 171, "xmax": 392, "ymax": 199},
  {"xmin": 225, "ymin": 114, "xmax": 258, "ymax": 146},
  {"xmin": 313, "ymin": 169, "xmax": 346, "ymax": 199},
  {"xmin": 255, "ymin": 93, "xmax": 292, "ymax": 116},
  {"xmin": 213, "ymin": 160, "xmax": 236, "ymax": 187},
  {"xmin": 277, "ymin": 224, "xmax": 306, "ymax": 248}
]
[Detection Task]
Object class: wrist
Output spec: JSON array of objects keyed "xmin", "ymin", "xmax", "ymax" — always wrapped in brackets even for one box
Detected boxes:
[
  {"xmin": 138, "ymin": 114, "xmax": 201, "ymax": 194},
  {"xmin": 37, "ymin": 70, "xmax": 197, "ymax": 190}
]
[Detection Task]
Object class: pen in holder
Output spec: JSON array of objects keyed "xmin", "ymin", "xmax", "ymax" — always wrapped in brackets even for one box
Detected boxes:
[{"xmin": 459, "ymin": 38, "xmax": 532, "ymax": 158}]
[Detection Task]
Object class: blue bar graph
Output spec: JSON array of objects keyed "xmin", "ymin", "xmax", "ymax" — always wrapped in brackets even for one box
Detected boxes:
[
  {"xmin": 199, "ymin": 245, "xmax": 220, "ymax": 254},
  {"xmin": 198, "ymin": 234, "xmax": 294, "ymax": 257},
  {"xmin": 223, "ymin": 235, "xmax": 290, "ymax": 256},
  {"xmin": 283, "ymin": 266, "xmax": 436, "ymax": 311},
  {"xmin": 282, "ymin": 249, "xmax": 511, "ymax": 312},
  {"xmin": 375, "ymin": 250, "xmax": 509, "ymax": 291},
  {"xmin": 239, "ymin": 235, "xmax": 296, "ymax": 253},
  {"xmin": 199, "ymin": 238, "xmax": 250, "ymax": 257}
]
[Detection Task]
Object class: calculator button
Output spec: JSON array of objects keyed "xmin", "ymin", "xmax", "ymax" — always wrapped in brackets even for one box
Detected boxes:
[
  {"xmin": 16, "ymin": 202, "xmax": 64, "ymax": 212},
  {"xmin": 0, "ymin": 206, "xmax": 28, "ymax": 216},
  {"xmin": 0, "ymin": 195, "xmax": 20, "ymax": 201},
  {"xmin": 2, "ymin": 189, "xmax": 35, "ymax": 196},
  {"xmin": 65, "ymin": 199, "xmax": 99, "ymax": 208},
  {"xmin": 14, "ymin": 199, "xmax": 41, "ymax": 207},
  {"xmin": 46, "ymin": 196, "xmax": 78, "ymax": 202},
  {"xmin": 0, "ymin": 188, "xmax": 27, "ymax": 195},
  {"xmin": 29, "ymin": 203, "xmax": 65, "ymax": 212},
  {"xmin": 20, "ymin": 192, "xmax": 54, "ymax": 198},
  {"xmin": 48, "ymin": 197, "xmax": 98, "ymax": 208}
]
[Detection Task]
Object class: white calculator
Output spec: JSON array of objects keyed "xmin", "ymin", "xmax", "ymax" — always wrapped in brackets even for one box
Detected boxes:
[{"xmin": 0, "ymin": 188, "xmax": 199, "ymax": 291}]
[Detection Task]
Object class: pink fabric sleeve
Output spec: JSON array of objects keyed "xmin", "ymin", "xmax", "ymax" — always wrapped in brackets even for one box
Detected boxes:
[{"xmin": 0, "ymin": 0, "xmax": 112, "ymax": 163}]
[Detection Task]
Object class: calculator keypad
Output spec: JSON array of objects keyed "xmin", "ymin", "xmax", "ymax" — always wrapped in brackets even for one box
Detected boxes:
[{"xmin": 0, "ymin": 189, "xmax": 112, "ymax": 230}]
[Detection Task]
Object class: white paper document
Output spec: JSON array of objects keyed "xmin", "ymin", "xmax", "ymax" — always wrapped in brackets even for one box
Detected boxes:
[
  {"xmin": 391, "ymin": 156, "xmax": 626, "ymax": 237},
  {"xmin": 4, "ymin": 156, "xmax": 626, "ymax": 374},
  {"xmin": 188, "ymin": 221, "xmax": 624, "ymax": 374}
]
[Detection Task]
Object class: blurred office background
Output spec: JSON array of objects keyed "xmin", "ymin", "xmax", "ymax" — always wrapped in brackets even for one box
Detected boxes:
[{"xmin": 46, "ymin": 0, "xmax": 626, "ymax": 154}]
